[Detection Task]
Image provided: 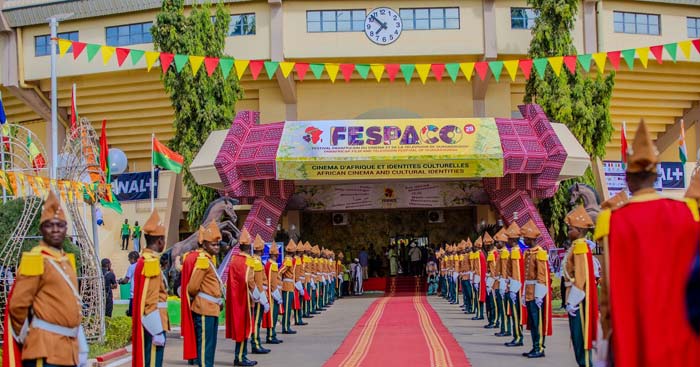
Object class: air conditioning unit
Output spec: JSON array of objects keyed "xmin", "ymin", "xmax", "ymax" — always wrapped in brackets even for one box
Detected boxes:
[
  {"xmin": 428, "ymin": 210, "xmax": 444, "ymax": 223},
  {"xmin": 332, "ymin": 213, "xmax": 349, "ymax": 226}
]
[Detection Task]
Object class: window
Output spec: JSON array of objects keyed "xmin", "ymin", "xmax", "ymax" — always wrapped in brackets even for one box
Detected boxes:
[
  {"xmin": 511, "ymin": 8, "xmax": 537, "ymax": 29},
  {"xmin": 35, "ymin": 31, "xmax": 79, "ymax": 57},
  {"xmin": 306, "ymin": 10, "xmax": 366, "ymax": 32},
  {"xmin": 400, "ymin": 8, "xmax": 459, "ymax": 30},
  {"xmin": 106, "ymin": 22, "xmax": 153, "ymax": 46},
  {"xmin": 688, "ymin": 17, "xmax": 700, "ymax": 38},
  {"xmin": 228, "ymin": 13, "xmax": 256, "ymax": 36},
  {"xmin": 613, "ymin": 11, "xmax": 660, "ymax": 35}
]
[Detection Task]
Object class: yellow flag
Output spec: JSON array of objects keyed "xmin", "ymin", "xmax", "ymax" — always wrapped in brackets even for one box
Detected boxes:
[
  {"xmin": 34, "ymin": 176, "xmax": 46, "ymax": 197},
  {"xmin": 145, "ymin": 51, "xmax": 160, "ymax": 71},
  {"xmin": 370, "ymin": 64, "xmax": 385, "ymax": 82},
  {"xmin": 415, "ymin": 64, "xmax": 431, "ymax": 84},
  {"xmin": 459, "ymin": 62, "xmax": 475, "ymax": 81},
  {"xmin": 279, "ymin": 62, "xmax": 295, "ymax": 78},
  {"xmin": 101, "ymin": 46, "xmax": 115, "ymax": 66},
  {"xmin": 548, "ymin": 56, "xmax": 564, "ymax": 76},
  {"xmin": 7, "ymin": 172, "xmax": 18, "ymax": 196},
  {"xmin": 234, "ymin": 60, "xmax": 250, "ymax": 80},
  {"xmin": 678, "ymin": 41, "xmax": 692, "ymax": 60},
  {"xmin": 58, "ymin": 39, "xmax": 72, "ymax": 57},
  {"xmin": 592, "ymin": 53, "xmax": 607, "ymax": 73},
  {"xmin": 636, "ymin": 47, "xmax": 649, "ymax": 68},
  {"xmin": 504, "ymin": 60, "xmax": 519, "ymax": 81},
  {"xmin": 27, "ymin": 177, "xmax": 39, "ymax": 197},
  {"xmin": 325, "ymin": 63, "xmax": 340, "ymax": 83},
  {"xmin": 189, "ymin": 56, "xmax": 205, "ymax": 75}
]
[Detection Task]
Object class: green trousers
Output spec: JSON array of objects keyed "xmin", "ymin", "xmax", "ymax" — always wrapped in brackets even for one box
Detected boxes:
[
  {"xmin": 251, "ymin": 303, "xmax": 264, "ymax": 350},
  {"xmin": 526, "ymin": 299, "xmax": 546, "ymax": 353},
  {"xmin": 507, "ymin": 295, "xmax": 523, "ymax": 343},
  {"xmin": 486, "ymin": 291, "xmax": 496, "ymax": 324},
  {"xmin": 296, "ymin": 291, "xmax": 305, "ymax": 324},
  {"xmin": 193, "ymin": 312, "xmax": 218, "ymax": 367},
  {"xmin": 568, "ymin": 301, "xmax": 592, "ymax": 367},
  {"xmin": 282, "ymin": 290, "xmax": 294, "ymax": 332},
  {"xmin": 496, "ymin": 291, "xmax": 510, "ymax": 335},
  {"xmin": 266, "ymin": 300, "xmax": 281, "ymax": 341},
  {"xmin": 234, "ymin": 340, "xmax": 248, "ymax": 363}
]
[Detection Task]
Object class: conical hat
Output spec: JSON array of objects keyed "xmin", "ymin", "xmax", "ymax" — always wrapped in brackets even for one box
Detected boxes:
[
  {"xmin": 304, "ymin": 241, "xmax": 312, "ymax": 251},
  {"xmin": 483, "ymin": 232, "xmax": 494, "ymax": 245},
  {"xmin": 198, "ymin": 220, "xmax": 222, "ymax": 243},
  {"xmin": 312, "ymin": 245, "xmax": 320, "ymax": 255},
  {"xmin": 337, "ymin": 251, "xmax": 344, "ymax": 259},
  {"xmin": 505, "ymin": 221, "xmax": 521, "ymax": 238},
  {"xmin": 601, "ymin": 190, "xmax": 629, "ymax": 210},
  {"xmin": 239, "ymin": 227, "xmax": 252, "ymax": 245},
  {"xmin": 626, "ymin": 120, "xmax": 659, "ymax": 173},
  {"xmin": 269, "ymin": 242, "xmax": 280, "ymax": 255},
  {"xmin": 253, "ymin": 234, "xmax": 265, "ymax": 251},
  {"xmin": 286, "ymin": 239, "xmax": 297, "ymax": 252},
  {"xmin": 40, "ymin": 190, "xmax": 66, "ymax": 224},
  {"xmin": 520, "ymin": 219, "xmax": 542, "ymax": 239},
  {"xmin": 474, "ymin": 236, "xmax": 483, "ymax": 248},
  {"xmin": 565, "ymin": 205, "xmax": 594, "ymax": 228},
  {"xmin": 685, "ymin": 172, "xmax": 700, "ymax": 200},
  {"xmin": 465, "ymin": 238, "xmax": 472, "ymax": 248},
  {"xmin": 494, "ymin": 228, "xmax": 508, "ymax": 242},
  {"xmin": 143, "ymin": 209, "xmax": 166, "ymax": 237}
]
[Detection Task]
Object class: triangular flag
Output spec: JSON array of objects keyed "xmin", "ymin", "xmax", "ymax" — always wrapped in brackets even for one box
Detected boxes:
[
  {"xmin": 519, "ymin": 59, "xmax": 533, "ymax": 79},
  {"xmin": 692, "ymin": 39, "xmax": 700, "ymax": 54},
  {"xmin": 548, "ymin": 56, "xmax": 564, "ymax": 76},
  {"xmin": 86, "ymin": 44, "xmax": 101, "ymax": 62},
  {"xmin": 370, "ymin": 64, "xmax": 384, "ymax": 82},
  {"xmin": 474, "ymin": 62, "xmax": 489, "ymax": 81},
  {"xmin": 115, "ymin": 48, "xmax": 130, "ymax": 67},
  {"xmin": 445, "ymin": 63, "xmax": 460, "ymax": 82},
  {"xmin": 606, "ymin": 51, "xmax": 621, "ymax": 70},
  {"xmin": 339, "ymin": 64, "xmax": 355, "ymax": 82},
  {"xmin": 400, "ymin": 64, "xmax": 415, "ymax": 85},
  {"xmin": 174, "ymin": 54, "xmax": 189, "ymax": 72},
  {"xmin": 234, "ymin": 59, "xmax": 249, "ymax": 79},
  {"xmin": 636, "ymin": 47, "xmax": 649, "ymax": 68},
  {"xmin": 101, "ymin": 46, "xmax": 115, "ymax": 65},
  {"xmin": 203, "ymin": 57, "xmax": 219, "ymax": 76},
  {"xmin": 159, "ymin": 52, "xmax": 174, "ymax": 73},
  {"xmin": 130, "ymin": 49, "xmax": 145, "ymax": 65},
  {"xmin": 488, "ymin": 61, "xmax": 503, "ymax": 82},
  {"xmin": 563, "ymin": 55, "xmax": 577, "ymax": 74},
  {"xmin": 310, "ymin": 63, "xmax": 325, "ymax": 79},
  {"xmin": 503, "ymin": 60, "xmax": 519, "ymax": 81},
  {"xmin": 386, "ymin": 64, "xmax": 400, "ymax": 82},
  {"xmin": 295, "ymin": 63, "xmax": 310, "ymax": 81},
  {"xmin": 649, "ymin": 45, "xmax": 664, "ymax": 64},
  {"xmin": 679, "ymin": 40, "xmax": 692, "ymax": 60},
  {"xmin": 663, "ymin": 43, "xmax": 677, "ymax": 62},
  {"xmin": 249, "ymin": 60, "xmax": 264, "ymax": 80},
  {"xmin": 145, "ymin": 51, "xmax": 160, "ymax": 71},
  {"xmin": 415, "ymin": 64, "xmax": 431, "ymax": 84},
  {"xmin": 621, "ymin": 49, "xmax": 635, "ymax": 70},
  {"xmin": 264, "ymin": 61, "xmax": 280, "ymax": 79},
  {"xmin": 533, "ymin": 58, "xmax": 548, "ymax": 79},
  {"xmin": 459, "ymin": 62, "xmax": 475, "ymax": 81},
  {"xmin": 431, "ymin": 64, "xmax": 446, "ymax": 82},
  {"xmin": 355, "ymin": 64, "xmax": 370, "ymax": 79},
  {"xmin": 325, "ymin": 63, "xmax": 340, "ymax": 83},
  {"xmin": 58, "ymin": 39, "xmax": 72, "ymax": 57},
  {"xmin": 189, "ymin": 55, "xmax": 205, "ymax": 75},
  {"xmin": 577, "ymin": 54, "xmax": 592, "ymax": 72},
  {"xmin": 279, "ymin": 62, "xmax": 295, "ymax": 78},
  {"xmin": 219, "ymin": 58, "xmax": 234, "ymax": 79},
  {"xmin": 592, "ymin": 53, "xmax": 607, "ymax": 73},
  {"xmin": 72, "ymin": 41, "xmax": 86, "ymax": 59}
]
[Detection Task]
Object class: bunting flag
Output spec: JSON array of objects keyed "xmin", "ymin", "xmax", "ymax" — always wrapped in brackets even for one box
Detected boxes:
[
  {"xmin": 56, "ymin": 37, "xmax": 700, "ymax": 84},
  {"xmin": 0, "ymin": 170, "xmax": 114, "ymax": 203},
  {"xmin": 679, "ymin": 119, "xmax": 688, "ymax": 164}
]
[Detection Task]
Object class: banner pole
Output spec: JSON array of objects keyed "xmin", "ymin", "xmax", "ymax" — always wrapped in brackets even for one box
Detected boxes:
[{"xmin": 151, "ymin": 132, "xmax": 155, "ymax": 211}]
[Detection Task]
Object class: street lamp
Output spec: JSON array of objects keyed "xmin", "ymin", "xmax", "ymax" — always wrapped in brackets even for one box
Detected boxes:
[{"xmin": 48, "ymin": 13, "xmax": 74, "ymax": 179}]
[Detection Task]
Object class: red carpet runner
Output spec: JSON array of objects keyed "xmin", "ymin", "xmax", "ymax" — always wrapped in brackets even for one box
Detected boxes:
[{"xmin": 324, "ymin": 277, "xmax": 471, "ymax": 367}]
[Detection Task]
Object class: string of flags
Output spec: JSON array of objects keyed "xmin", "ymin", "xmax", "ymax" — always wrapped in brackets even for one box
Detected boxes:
[
  {"xmin": 0, "ymin": 169, "xmax": 114, "ymax": 204},
  {"xmin": 57, "ymin": 38, "xmax": 700, "ymax": 84}
]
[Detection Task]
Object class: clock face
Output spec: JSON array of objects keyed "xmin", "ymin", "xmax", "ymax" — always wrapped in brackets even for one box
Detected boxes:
[{"xmin": 364, "ymin": 7, "xmax": 402, "ymax": 45}]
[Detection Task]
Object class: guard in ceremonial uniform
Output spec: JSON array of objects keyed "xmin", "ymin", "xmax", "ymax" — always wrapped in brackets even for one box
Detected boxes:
[
  {"xmin": 594, "ymin": 121, "xmax": 700, "ymax": 367},
  {"xmin": 182, "ymin": 222, "xmax": 224, "ymax": 367},
  {"xmin": 263, "ymin": 241, "xmax": 283, "ymax": 344},
  {"xmin": 521, "ymin": 219, "xmax": 552, "ymax": 359},
  {"xmin": 132, "ymin": 209, "xmax": 170, "ymax": 367},
  {"xmin": 563, "ymin": 206, "xmax": 598, "ymax": 367},
  {"xmin": 494, "ymin": 229, "xmax": 511, "ymax": 337},
  {"xmin": 250, "ymin": 235, "xmax": 271, "ymax": 354},
  {"xmin": 293, "ymin": 243, "xmax": 307, "ymax": 326},
  {"xmin": 471, "ymin": 237, "xmax": 486, "ymax": 320},
  {"xmin": 280, "ymin": 240, "xmax": 297, "ymax": 334},
  {"xmin": 309, "ymin": 246, "xmax": 320, "ymax": 315},
  {"xmin": 462, "ymin": 239, "xmax": 474, "ymax": 314},
  {"xmin": 452, "ymin": 243, "xmax": 462, "ymax": 305},
  {"xmin": 483, "ymin": 232, "xmax": 498, "ymax": 329},
  {"xmin": 302, "ymin": 242, "xmax": 313, "ymax": 318},
  {"xmin": 438, "ymin": 248, "xmax": 447, "ymax": 298},
  {"xmin": 4, "ymin": 191, "xmax": 87, "ymax": 367},
  {"xmin": 336, "ymin": 252, "xmax": 346, "ymax": 299},
  {"xmin": 505, "ymin": 220, "xmax": 526, "ymax": 347}
]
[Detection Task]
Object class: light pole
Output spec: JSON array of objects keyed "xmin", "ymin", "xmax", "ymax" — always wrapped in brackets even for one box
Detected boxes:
[{"xmin": 48, "ymin": 13, "xmax": 73, "ymax": 179}]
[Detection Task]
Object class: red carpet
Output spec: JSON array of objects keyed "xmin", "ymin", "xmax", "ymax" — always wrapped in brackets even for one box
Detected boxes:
[{"xmin": 324, "ymin": 277, "xmax": 471, "ymax": 367}]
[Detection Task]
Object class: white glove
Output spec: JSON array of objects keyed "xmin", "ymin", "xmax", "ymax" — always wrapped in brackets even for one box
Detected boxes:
[
  {"xmin": 474, "ymin": 282, "xmax": 479, "ymax": 291},
  {"xmin": 311, "ymin": 280, "xmax": 317, "ymax": 290},
  {"xmin": 566, "ymin": 303, "xmax": 579, "ymax": 317},
  {"xmin": 295, "ymin": 280, "xmax": 304, "ymax": 295},
  {"xmin": 535, "ymin": 297, "xmax": 543, "ymax": 308},
  {"xmin": 272, "ymin": 289, "xmax": 283, "ymax": 304},
  {"xmin": 486, "ymin": 287, "xmax": 492, "ymax": 295},
  {"xmin": 152, "ymin": 333, "xmax": 166, "ymax": 347},
  {"xmin": 509, "ymin": 292, "xmax": 517, "ymax": 304},
  {"xmin": 259, "ymin": 294, "xmax": 270, "ymax": 313},
  {"xmin": 263, "ymin": 302, "xmax": 270, "ymax": 313},
  {"xmin": 499, "ymin": 288, "xmax": 505, "ymax": 296},
  {"xmin": 452, "ymin": 273, "xmax": 459, "ymax": 282},
  {"xmin": 79, "ymin": 352, "xmax": 88, "ymax": 367}
]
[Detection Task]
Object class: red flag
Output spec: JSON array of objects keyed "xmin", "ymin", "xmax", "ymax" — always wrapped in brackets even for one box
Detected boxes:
[
  {"xmin": 649, "ymin": 45, "xmax": 664, "ymax": 64},
  {"xmin": 159, "ymin": 53, "xmax": 174, "ymax": 73},
  {"xmin": 249, "ymin": 60, "xmax": 264, "ymax": 80},
  {"xmin": 607, "ymin": 51, "xmax": 622, "ymax": 70},
  {"xmin": 563, "ymin": 55, "xmax": 577, "ymax": 74},
  {"xmin": 431, "ymin": 64, "xmax": 445, "ymax": 81},
  {"xmin": 100, "ymin": 119, "xmax": 109, "ymax": 182},
  {"xmin": 294, "ymin": 63, "xmax": 310, "ymax": 81},
  {"xmin": 340, "ymin": 64, "xmax": 355, "ymax": 82},
  {"xmin": 621, "ymin": 121, "xmax": 628, "ymax": 166},
  {"xmin": 115, "ymin": 48, "xmax": 130, "ymax": 67},
  {"xmin": 519, "ymin": 59, "xmax": 533, "ymax": 79},
  {"xmin": 203, "ymin": 57, "xmax": 219, "ymax": 77},
  {"xmin": 385, "ymin": 64, "xmax": 400, "ymax": 82},
  {"xmin": 72, "ymin": 41, "xmax": 86, "ymax": 60}
]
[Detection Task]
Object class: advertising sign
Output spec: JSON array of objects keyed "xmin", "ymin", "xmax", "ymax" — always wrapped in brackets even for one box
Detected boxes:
[
  {"xmin": 603, "ymin": 161, "xmax": 684, "ymax": 196},
  {"xmin": 111, "ymin": 171, "xmax": 158, "ymax": 201}
]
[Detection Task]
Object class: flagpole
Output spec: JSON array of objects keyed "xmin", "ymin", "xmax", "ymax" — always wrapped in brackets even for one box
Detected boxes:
[
  {"xmin": 1, "ymin": 90, "xmax": 6, "ymax": 204},
  {"xmin": 150, "ymin": 132, "xmax": 155, "ymax": 211}
]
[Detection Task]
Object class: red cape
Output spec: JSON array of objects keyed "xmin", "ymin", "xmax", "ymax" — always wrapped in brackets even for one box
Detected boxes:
[
  {"xmin": 2, "ymin": 285, "xmax": 22, "ymax": 367},
  {"xmin": 225, "ymin": 254, "xmax": 253, "ymax": 342},
  {"xmin": 292, "ymin": 258, "xmax": 300, "ymax": 310},
  {"xmin": 131, "ymin": 258, "xmax": 146, "ymax": 367},
  {"xmin": 179, "ymin": 252, "xmax": 198, "ymax": 360},
  {"xmin": 478, "ymin": 252, "xmax": 487, "ymax": 302},
  {"xmin": 607, "ymin": 198, "xmax": 700, "ymax": 367}
]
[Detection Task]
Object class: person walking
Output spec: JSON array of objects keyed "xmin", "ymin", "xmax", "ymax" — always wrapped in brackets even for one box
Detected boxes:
[
  {"xmin": 121, "ymin": 219, "xmax": 131, "ymax": 250},
  {"xmin": 119, "ymin": 251, "xmax": 140, "ymax": 317},
  {"xmin": 132, "ymin": 221, "xmax": 142, "ymax": 253},
  {"xmin": 408, "ymin": 243, "xmax": 422, "ymax": 276},
  {"xmin": 102, "ymin": 258, "xmax": 118, "ymax": 318}
]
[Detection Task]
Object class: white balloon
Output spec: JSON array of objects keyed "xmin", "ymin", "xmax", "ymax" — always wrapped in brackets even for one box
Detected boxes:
[{"xmin": 108, "ymin": 148, "xmax": 128, "ymax": 175}]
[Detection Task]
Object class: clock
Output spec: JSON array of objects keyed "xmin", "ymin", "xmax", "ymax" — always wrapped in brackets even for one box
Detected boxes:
[{"xmin": 364, "ymin": 7, "xmax": 402, "ymax": 45}]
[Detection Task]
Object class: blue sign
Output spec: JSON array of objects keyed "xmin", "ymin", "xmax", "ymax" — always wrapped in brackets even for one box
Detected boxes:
[
  {"xmin": 604, "ymin": 161, "xmax": 685, "ymax": 196},
  {"xmin": 262, "ymin": 242, "xmax": 284, "ymax": 267},
  {"xmin": 658, "ymin": 162, "xmax": 685, "ymax": 189},
  {"xmin": 111, "ymin": 171, "xmax": 158, "ymax": 201}
]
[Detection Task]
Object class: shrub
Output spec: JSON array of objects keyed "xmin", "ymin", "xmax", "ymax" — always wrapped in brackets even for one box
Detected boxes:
[{"xmin": 88, "ymin": 316, "xmax": 132, "ymax": 358}]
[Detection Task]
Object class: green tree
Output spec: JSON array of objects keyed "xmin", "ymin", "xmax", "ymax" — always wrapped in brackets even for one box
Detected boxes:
[
  {"xmin": 524, "ymin": 0, "xmax": 614, "ymax": 244},
  {"xmin": 151, "ymin": 0, "xmax": 243, "ymax": 228}
]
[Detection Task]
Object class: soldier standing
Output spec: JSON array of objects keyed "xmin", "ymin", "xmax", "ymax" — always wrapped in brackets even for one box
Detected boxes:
[{"xmin": 521, "ymin": 219, "xmax": 552, "ymax": 359}]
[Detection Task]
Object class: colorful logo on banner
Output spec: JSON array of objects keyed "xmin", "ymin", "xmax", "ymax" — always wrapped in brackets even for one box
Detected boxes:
[
  {"xmin": 276, "ymin": 118, "xmax": 504, "ymax": 180},
  {"xmin": 111, "ymin": 171, "xmax": 158, "ymax": 201},
  {"xmin": 603, "ymin": 161, "xmax": 685, "ymax": 196}
]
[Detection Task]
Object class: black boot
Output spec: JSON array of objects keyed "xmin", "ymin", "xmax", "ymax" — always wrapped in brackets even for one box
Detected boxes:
[
  {"xmin": 281, "ymin": 329, "xmax": 297, "ymax": 334},
  {"xmin": 234, "ymin": 359, "xmax": 257, "ymax": 366},
  {"xmin": 251, "ymin": 347, "xmax": 271, "ymax": 354}
]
